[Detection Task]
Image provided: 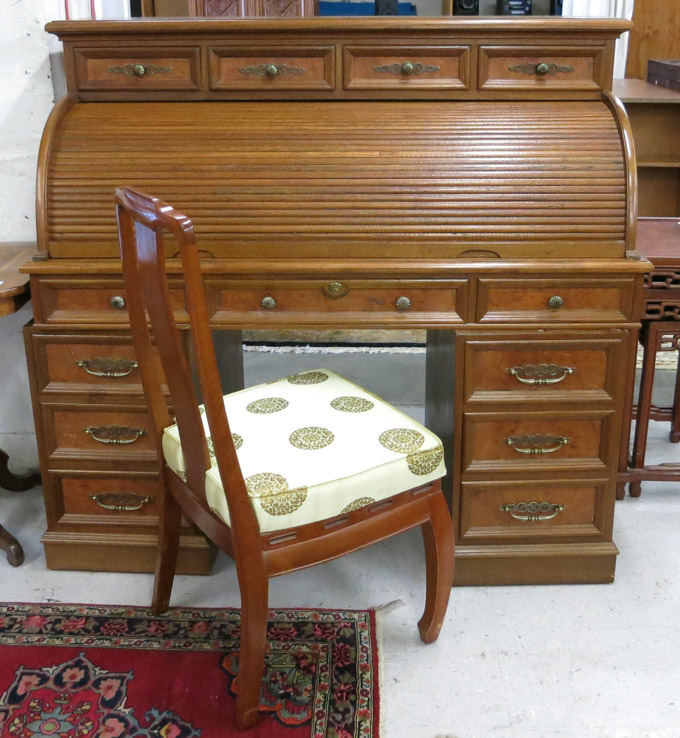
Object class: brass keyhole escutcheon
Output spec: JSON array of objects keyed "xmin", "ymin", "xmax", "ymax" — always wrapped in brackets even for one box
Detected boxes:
[
  {"xmin": 535, "ymin": 62, "xmax": 550, "ymax": 76},
  {"xmin": 401, "ymin": 61, "xmax": 415, "ymax": 76},
  {"xmin": 548, "ymin": 295, "xmax": 563, "ymax": 310},
  {"xmin": 132, "ymin": 63, "xmax": 147, "ymax": 77},
  {"xmin": 327, "ymin": 282, "xmax": 345, "ymax": 296},
  {"xmin": 265, "ymin": 64, "xmax": 279, "ymax": 77}
]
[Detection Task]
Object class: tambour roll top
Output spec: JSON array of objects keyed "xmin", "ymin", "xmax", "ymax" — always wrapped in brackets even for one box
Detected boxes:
[{"xmin": 43, "ymin": 99, "xmax": 627, "ymax": 260}]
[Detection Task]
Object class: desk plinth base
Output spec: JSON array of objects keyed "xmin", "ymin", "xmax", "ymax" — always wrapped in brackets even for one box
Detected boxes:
[
  {"xmin": 452, "ymin": 542, "xmax": 618, "ymax": 586},
  {"xmin": 41, "ymin": 531, "xmax": 216, "ymax": 575}
]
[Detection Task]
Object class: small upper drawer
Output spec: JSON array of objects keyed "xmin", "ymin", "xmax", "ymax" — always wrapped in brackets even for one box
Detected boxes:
[
  {"xmin": 35, "ymin": 278, "xmax": 186, "ymax": 326},
  {"xmin": 476, "ymin": 278, "xmax": 634, "ymax": 323},
  {"xmin": 478, "ymin": 46, "xmax": 604, "ymax": 91},
  {"xmin": 73, "ymin": 47, "xmax": 202, "ymax": 91},
  {"xmin": 463, "ymin": 335, "xmax": 624, "ymax": 403},
  {"xmin": 211, "ymin": 279, "xmax": 467, "ymax": 326},
  {"xmin": 208, "ymin": 47, "xmax": 334, "ymax": 91},
  {"xmin": 343, "ymin": 45, "xmax": 470, "ymax": 90}
]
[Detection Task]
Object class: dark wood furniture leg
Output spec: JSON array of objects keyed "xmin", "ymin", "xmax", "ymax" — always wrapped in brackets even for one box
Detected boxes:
[
  {"xmin": 0, "ymin": 450, "xmax": 41, "ymax": 566},
  {"xmin": 670, "ymin": 349, "xmax": 680, "ymax": 443}
]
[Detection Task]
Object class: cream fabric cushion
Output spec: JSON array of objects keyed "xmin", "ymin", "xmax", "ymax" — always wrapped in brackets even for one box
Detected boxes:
[{"xmin": 162, "ymin": 369, "xmax": 446, "ymax": 534}]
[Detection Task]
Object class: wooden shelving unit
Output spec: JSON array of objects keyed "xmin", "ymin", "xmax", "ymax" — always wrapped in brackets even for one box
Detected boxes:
[{"xmin": 613, "ymin": 78, "xmax": 680, "ymax": 217}]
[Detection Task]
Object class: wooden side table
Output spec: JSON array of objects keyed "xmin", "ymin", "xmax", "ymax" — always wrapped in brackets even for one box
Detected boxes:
[
  {"xmin": 621, "ymin": 218, "xmax": 680, "ymax": 497},
  {"xmin": 0, "ymin": 243, "xmax": 41, "ymax": 565}
]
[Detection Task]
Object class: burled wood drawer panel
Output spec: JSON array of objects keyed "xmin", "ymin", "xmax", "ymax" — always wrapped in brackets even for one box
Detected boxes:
[
  {"xmin": 463, "ymin": 410, "xmax": 615, "ymax": 472},
  {"xmin": 43, "ymin": 100, "xmax": 626, "ymax": 260},
  {"xmin": 73, "ymin": 47, "xmax": 202, "ymax": 91},
  {"xmin": 61, "ymin": 477, "xmax": 160, "ymax": 520},
  {"xmin": 463, "ymin": 335, "xmax": 624, "ymax": 403},
  {"xmin": 476, "ymin": 278, "xmax": 634, "ymax": 323},
  {"xmin": 208, "ymin": 46, "xmax": 334, "ymax": 90},
  {"xmin": 343, "ymin": 45, "xmax": 470, "ymax": 90},
  {"xmin": 460, "ymin": 479, "xmax": 610, "ymax": 542},
  {"xmin": 478, "ymin": 46, "xmax": 604, "ymax": 91}
]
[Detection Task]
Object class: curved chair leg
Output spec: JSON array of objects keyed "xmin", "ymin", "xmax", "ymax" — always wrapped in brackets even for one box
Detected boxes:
[
  {"xmin": 0, "ymin": 524, "xmax": 24, "ymax": 567},
  {"xmin": 236, "ymin": 572, "xmax": 269, "ymax": 730},
  {"xmin": 151, "ymin": 480, "xmax": 183, "ymax": 615},
  {"xmin": 0, "ymin": 450, "xmax": 41, "ymax": 492},
  {"xmin": 418, "ymin": 492, "xmax": 455, "ymax": 644}
]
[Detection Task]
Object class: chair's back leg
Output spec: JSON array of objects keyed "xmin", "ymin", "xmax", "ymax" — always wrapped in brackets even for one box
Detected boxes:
[
  {"xmin": 418, "ymin": 491, "xmax": 455, "ymax": 644},
  {"xmin": 151, "ymin": 468, "xmax": 184, "ymax": 614}
]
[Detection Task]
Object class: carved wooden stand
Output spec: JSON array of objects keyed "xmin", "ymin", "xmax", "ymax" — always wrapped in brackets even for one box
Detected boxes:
[
  {"xmin": 619, "ymin": 218, "xmax": 680, "ymax": 498},
  {"xmin": 0, "ymin": 451, "xmax": 41, "ymax": 566}
]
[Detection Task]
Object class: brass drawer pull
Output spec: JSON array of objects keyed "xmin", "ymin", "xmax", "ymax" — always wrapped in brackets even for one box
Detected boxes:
[
  {"xmin": 548, "ymin": 295, "xmax": 563, "ymax": 310},
  {"xmin": 75, "ymin": 358, "xmax": 138, "ymax": 378},
  {"xmin": 110, "ymin": 295, "xmax": 126, "ymax": 310},
  {"xmin": 239, "ymin": 63, "xmax": 306, "ymax": 77},
  {"xmin": 261, "ymin": 296, "xmax": 276, "ymax": 310},
  {"xmin": 106, "ymin": 63, "xmax": 173, "ymax": 77},
  {"xmin": 373, "ymin": 62, "xmax": 441, "ymax": 76},
  {"xmin": 508, "ymin": 62, "xmax": 575, "ymax": 76},
  {"xmin": 85, "ymin": 425, "xmax": 147, "ymax": 444},
  {"xmin": 91, "ymin": 492, "xmax": 154, "ymax": 511},
  {"xmin": 505, "ymin": 434, "xmax": 570, "ymax": 455},
  {"xmin": 395, "ymin": 296, "xmax": 411, "ymax": 312},
  {"xmin": 506, "ymin": 363, "xmax": 576, "ymax": 386},
  {"xmin": 499, "ymin": 500, "xmax": 565, "ymax": 522}
]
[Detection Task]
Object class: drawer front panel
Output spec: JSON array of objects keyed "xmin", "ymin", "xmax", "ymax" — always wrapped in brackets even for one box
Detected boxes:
[
  {"xmin": 478, "ymin": 46, "xmax": 602, "ymax": 91},
  {"xmin": 73, "ymin": 47, "xmax": 201, "ymax": 91},
  {"xmin": 45, "ymin": 406, "xmax": 157, "ymax": 463},
  {"xmin": 61, "ymin": 477, "xmax": 160, "ymax": 519},
  {"xmin": 343, "ymin": 45, "xmax": 470, "ymax": 90},
  {"xmin": 37, "ymin": 279, "xmax": 186, "ymax": 325},
  {"xmin": 463, "ymin": 412, "xmax": 612, "ymax": 472},
  {"xmin": 208, "ymin": 47, "xmax": 335, "ymax": 90},
  {"xmin": 460, "ymin": 479, "xmax": 608, "ymax": 541},
  {"xmin": 476, "ymin": 278, "xmax": 634, "ymax": 323},
  {"xmin": 464, "ymin": 335, "xmax": 623, "ymax": 403},
  {"xmin": 213, "ymin": 280, "xmax": 467, "ymax": 324}
]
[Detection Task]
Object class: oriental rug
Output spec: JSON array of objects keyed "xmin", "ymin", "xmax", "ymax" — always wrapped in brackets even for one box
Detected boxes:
[{"xmin": 0, "ymin": 603, "xmax": 379, "ymax": 738}]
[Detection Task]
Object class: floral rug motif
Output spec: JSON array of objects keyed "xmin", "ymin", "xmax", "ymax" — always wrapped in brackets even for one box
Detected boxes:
[{"xmin": 0, "ymin": 603, "xmax": 379, "ymax": 738}]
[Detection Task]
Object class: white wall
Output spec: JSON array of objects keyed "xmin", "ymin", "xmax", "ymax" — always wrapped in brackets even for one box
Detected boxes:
[{"xmin": 0, "ymin": 0, "xmax": 61, "ymax": 242}]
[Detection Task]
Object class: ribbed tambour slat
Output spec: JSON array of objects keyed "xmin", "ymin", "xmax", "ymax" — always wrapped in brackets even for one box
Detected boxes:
[{"xmin": 45, "ymin": 100, "xmax": 627, "ymax": 259}]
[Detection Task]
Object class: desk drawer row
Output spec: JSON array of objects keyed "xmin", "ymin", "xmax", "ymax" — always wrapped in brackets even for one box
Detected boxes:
[
  {"xmin": 32, "ymin": 276, "xmax": 636, "ymax": 327},
  {"xmin": 72, "ymin": 42, "xmax": 606, "ymax": 95}
]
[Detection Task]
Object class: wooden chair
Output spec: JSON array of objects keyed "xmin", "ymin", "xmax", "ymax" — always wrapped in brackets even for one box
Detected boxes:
[{"xmin": 114, "ymin": 186, "xmax": 455, "ymax": 730}]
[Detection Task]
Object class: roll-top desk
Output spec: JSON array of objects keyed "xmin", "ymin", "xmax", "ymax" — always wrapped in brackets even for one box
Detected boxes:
[{"xmin": 25, "ymin": 17, "xmax": 648, "ymax": 584}]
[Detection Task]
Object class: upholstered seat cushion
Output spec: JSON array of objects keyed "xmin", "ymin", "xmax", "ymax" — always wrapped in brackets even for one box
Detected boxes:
[{"xmin": 162, "ymin": 369, "xmax": 446, "ymax": 534}]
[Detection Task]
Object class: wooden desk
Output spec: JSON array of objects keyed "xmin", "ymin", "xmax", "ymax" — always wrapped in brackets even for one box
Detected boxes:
[
  {"xmin": 24, "ymin": 17, "xmax": 648, "ymax": 585},
  {"xmin": 619, "ymin": 217, "xmax": 680, "ymax": 497},
  {"xmin": 0, "ymin": 243, "xmax": 41, "ymax": 566}
]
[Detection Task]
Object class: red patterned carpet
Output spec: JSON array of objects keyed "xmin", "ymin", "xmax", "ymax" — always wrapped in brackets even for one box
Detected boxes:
[{"xmin": 0, "ymin": 603, "xmax": 379, "ymax": 738}]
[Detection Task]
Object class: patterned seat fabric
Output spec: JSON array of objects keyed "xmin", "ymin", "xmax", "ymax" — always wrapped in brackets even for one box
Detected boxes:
[{"xmin": 163, "ymin": 369, "xmax": 446, "ymax": 533}]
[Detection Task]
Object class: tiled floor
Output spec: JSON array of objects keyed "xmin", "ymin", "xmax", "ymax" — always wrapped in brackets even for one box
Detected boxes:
[{"xmin": 2, "ymin": 302, "xmax": 680, "ymax": 738}]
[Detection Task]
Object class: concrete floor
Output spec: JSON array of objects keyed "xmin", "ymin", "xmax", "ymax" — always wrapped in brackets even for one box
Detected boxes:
[{"xmin": 2, "ymin": 301, "xmax": 680, "ymax": 738}]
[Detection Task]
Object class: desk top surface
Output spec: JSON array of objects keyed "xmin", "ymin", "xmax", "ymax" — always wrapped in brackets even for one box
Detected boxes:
[{"xmin": 0, "ymin": 243, "xmax": 36, "ymax": 316}]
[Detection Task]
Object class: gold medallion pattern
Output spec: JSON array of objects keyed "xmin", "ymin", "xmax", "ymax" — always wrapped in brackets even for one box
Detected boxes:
[
  {"xmin": 244, "ymin": 472, "xmax": 308, "ymax": 516},
  {"xmin": 233, "ymin": 433, "xmax": 243, "ymax": 450},
  {"xmin": 341, "ymin": 497, "xmax": 376, "ymax": 513},
  {"xmin": 330, "ymin": 396, "xmax": 375, "ymax": 413},
  {"xmin": 246, "ymin": 397, "xmax": 289, "ymax": 414},
  {"xmin": 289, "ymin": 426, "xmax": 334, "ymax": 450},
  {"xmin": 407, "ymin": 446, "xmax": 444, "ymax": 475},
  {"xmin": 287, "ymin": 371, "xmax": 329, "ymax": 385},
  {"xmin": 207, "ymin": 434, "xmax": 242, "ymax": 457},
  {"xmin": 379, "ymin": 428, "xmax": 425, "ymax": 454},
  {"xmin": 207, "ymin": 437, "xmax": 215, "ymax": 457}
]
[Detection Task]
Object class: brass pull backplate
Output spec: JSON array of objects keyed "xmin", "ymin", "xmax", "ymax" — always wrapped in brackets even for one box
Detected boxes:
[
  {"xmin": 85, "ymin": 425, "xmax": 146, "ymax": 444},
  {"xmin": 499, "ymin": 500, "xmax": 565, "ymax": 521},
  {"xmin": 76, "ymin": 358, "xmax": 138, "ymax": 378},
  {"xmin": 373, "ymin": 62, "xmax": 441, "ymax": 76},
  {"xmin": 91, "ymin": 492, "xmax": 154, "ymax": 511},
  {"xmin": 508, "ymin": 62, "xmax": 575, "ymax": 76},
  {"xmin": 505, "ymin": 434, "xmax": 570, "ymax": 455},
  {"xmin": 506, "ymin": 364, "xmax": 576, "ymax": 386}
]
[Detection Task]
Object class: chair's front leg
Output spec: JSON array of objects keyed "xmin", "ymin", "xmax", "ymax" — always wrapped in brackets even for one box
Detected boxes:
[
  {"xmin": 236, "ymin": 567, "xmax": 269, "ymax": 730},
  {"xmin": 151, "ymin": 472, "xmax": 183, "ymax": 614},
  {"xmin": 418, "ymin": 491, "xmax": 455, "ymax": 644}
]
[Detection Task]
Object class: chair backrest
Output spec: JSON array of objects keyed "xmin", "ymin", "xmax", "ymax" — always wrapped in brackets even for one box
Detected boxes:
[{"xmin": 114, "ymin": 187, "xmax": 260, "ymax": 543}]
